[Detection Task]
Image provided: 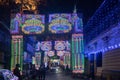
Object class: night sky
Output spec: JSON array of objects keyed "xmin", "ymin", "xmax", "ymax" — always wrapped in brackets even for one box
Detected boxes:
[{"xmin": 38, "ymin": 0, "xmax": 104, "ymax": 24}]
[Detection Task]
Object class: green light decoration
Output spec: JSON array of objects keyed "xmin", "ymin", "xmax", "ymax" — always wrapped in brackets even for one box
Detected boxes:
[
  {"xmin": 22, "ymin": 18, "xmax": 45, "ymax": 34},
  {"xmin": 76, "ymin": 38, "xmax": 78, "ymax": 54},
  {"xmin": 11, "ymin": 36, "xmax": 23, "ymax": 71},
  {"xmin": 11, "ymin": 40, "xmax": 14, "ymax": 70},
  {"xmin": 20, "ymin": 39, "xmax": 23, "ymax": 71},
  {"xmin": 81, "ymin": 37, "xmax": 84, "ymax": 70},
  {"xmin": 16, "ymin": 40, "xmax": 18, "ymax": 64},
  {"xmin": 72, "ymin": 37, "xmax": 74, "ymax": 69},
  {"xmin": 49, "ymin": 17, "xmax": 72, "ymax": 33},
  {"xmin": 72, "ymin": 34, "xmax": 84, "ymax": 73}
]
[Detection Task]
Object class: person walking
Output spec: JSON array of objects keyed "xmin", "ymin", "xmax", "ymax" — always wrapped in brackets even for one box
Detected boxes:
[
  {"xmin": 13, "ymin": 64, "xmax": 22, "ymax": 80},
  {"xmin": 31, "ymin": 65, "xmax": 37, "ymax": 80},
  {"xmin": 39, "ymin": 64, "xmax": 46, "ymax": 80}
]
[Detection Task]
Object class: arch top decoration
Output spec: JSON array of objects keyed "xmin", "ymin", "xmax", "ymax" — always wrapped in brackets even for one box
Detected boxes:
[
  {"xmin": 10, "ymin": 14, "xmax": 45, "ymax": 34},
  {"xmin": 22, "ymin": 18, "xmax": 45, "ymax": 34}
]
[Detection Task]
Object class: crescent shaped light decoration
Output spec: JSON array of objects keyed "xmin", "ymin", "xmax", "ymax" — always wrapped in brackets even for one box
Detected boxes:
[
  {"xmin": 49, "ymin": 15, "xmax": 72, "ymax": 33},
  {"xmin": 22, "ymin": 18, "xmax": 45, "ymax": 34}
]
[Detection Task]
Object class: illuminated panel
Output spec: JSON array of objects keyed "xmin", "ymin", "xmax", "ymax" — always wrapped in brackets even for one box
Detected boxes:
[
  {"xmin": 65, "ymin": 41, "xmax": 71, "ymax": 51},
  {"xmin": 22, "ymin": 15, "xmax": 45, "ymax": 34},
  {"xmin": 55, "ymin": 41, "xmax": 66, "ymax": 50},
  {"xmin": 35, "ymin": 42, "xmax": 41, "ymax": 51},
  {"xmin": 35, "ymin": 52, "xmax": 41, "ymax": 69},
  {"xmin": 11, "ymin": 35, "xmax": 23, "ymax": 71},
  {"xmin": 47, "ymin": 51, "xmax": 55, "ymax": 57},
  {"xmin": 49, "ymin": 14, "xmax": 72, "ymax": 33},
  {"xmin": 72, "ymin": 34, "xmax": 84, "ymax": 73},
  {"xmin": 64, "ymin": 51, "xmax": 70, "ymax": 68},
  {"xmin": 27, "ymin": 43, "xmax": 34, "ymax": 53},
  {"xmin": 57, "ymin": 51, "xmax": 65, "ymax": 56},
  {"xmin": 41, "ymin": 41, "xmax": 52, "ymax": 51},
  {"xmin": 72, "ymin": 13, "xmax": 83, "ymax": 32},
  {"xmin": 10, "ymin": 13, "xmax": 21, "ymax": 34}
]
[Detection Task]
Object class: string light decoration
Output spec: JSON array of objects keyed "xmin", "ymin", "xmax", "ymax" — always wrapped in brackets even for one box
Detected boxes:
[
  {"xmin": 72, "ymin": 34, "xmax": 84, "ymax": 73},
  {"xmin": 10, "ymin": 13, "xmax": 21, "ymax": 34},
  {"xmin": 22, "ymin": 18, "xmax": 44, "ymax": 34},
  {"xmin": 49, "ymin": 14, "xmax": 72, "ymax": 33},
  {"xmin": 41, "ymin": 41, "xmax": 52, "ymax": 51},
  {"xmin": 57, "ymin": 51, "xmax": 65, "ymax": 56},
  {"xmin": 11, "ymin": 35, "xmax": 23, "ymax": 71},
  {"xmin": 47, "ymin": 51, "xmax": 55, "ymax": 57},
  {"xmin": 22, "ymin": 15, "xmax": 45, "ymax": 34},
  {"xmin": 54, "ymin": 41, "xmax": 66, "ymax": 50}
]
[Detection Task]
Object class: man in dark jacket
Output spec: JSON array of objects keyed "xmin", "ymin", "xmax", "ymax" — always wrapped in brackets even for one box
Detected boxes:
[
  {"xmin": 39, "ymin": 64, "xmax": 46, "ymax": 80},
  {"xmin": 13, "ymin": 64, "xmax": 22, "ymax": 80}
]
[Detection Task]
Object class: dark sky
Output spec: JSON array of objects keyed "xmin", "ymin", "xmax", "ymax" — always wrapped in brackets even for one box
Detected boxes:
[{"xmin": 39, "ymin": 0, "xmax": 104, "ymax": 24}]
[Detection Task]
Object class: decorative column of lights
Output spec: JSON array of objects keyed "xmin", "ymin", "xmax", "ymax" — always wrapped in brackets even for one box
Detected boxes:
[
  {"xmin": 72, "ymin": 37, "xmax": 75, "ymax": 70},
  {"xmin": 78, "ymin": 37, "xmax": 80, "ymax": 69},
  {"xmin": 35, "ymin": 52, "xmax": 41, "ymax": 69},
  {"xmin": 72, "ymin": 34, "xmax": 84, "ymax": 73},
  {"xmin": 66, "ymin": 52, "xmax": 70, "ymax": 68},
  {"xmin": 74, "ymin": 38, "xmax": 76, "ymax": 69},
  {"xmin": 44, "ymin": 52, "xmax": 48, "ymax": 64},
  {"xmin": 64, "ymin": 54, "xmax": 67, "ymax": 67},
  {"xmin": 76, "ymin": 37, "xmax": 78, "ymax": 69},
  {"xmin": 11, "ymin": 35, "xmax": 23, "ymax": 71},
  {"xmin": 68, "ymin": 53, "xmax": 71, "ymax": 68},
  {"xmin": 80, "ymin": 36, "xmax": 84, "ymax": 72},
  {"xmin": 64, "ymin": 55, "xmax": 66, "ymax": 66}
]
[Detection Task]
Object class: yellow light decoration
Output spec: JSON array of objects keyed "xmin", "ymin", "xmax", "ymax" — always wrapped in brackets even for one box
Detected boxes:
[
  {"xmin": 49, "ymin": 18, "xmax": 72, "ymax": 33},
  {"xmin": 15, "ymin": 0, "xmax": 40, "ymax": 11},
  {"xmin": 22, "ymin": 18, "xmax": 45, "ymax": 34}
]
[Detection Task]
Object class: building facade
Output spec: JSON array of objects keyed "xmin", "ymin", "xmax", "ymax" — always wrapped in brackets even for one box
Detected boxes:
[{"xmin": 84, "ymin": 0, "xmax": 120, "ymax": 80}]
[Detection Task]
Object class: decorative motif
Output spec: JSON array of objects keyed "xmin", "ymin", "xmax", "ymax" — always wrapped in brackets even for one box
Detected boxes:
[
  {"xmin": 22, "ymin": 15, "xmax": 45, "ymax": 34},
  {"xmin": 49, "ymin": 14, "xmax": 72, "ymax": 33},
  {"xmin": 54, "ymin": 41, "xmax": 66, "ymax": 50},
  {"xmin": 10, "ymin": 13, "xmax": 21, "ymax": 34},
  {"xmin": 35, "ymin": 42, "xmax": 41, "ymax": 51},
  {"xmin": 41, "ymin": 41, "xmax": 52, "ymax": 51},
  {"xmin": 57, "ymin": 51, "xmax": 65, "ymax": 56},
  {"xmin": 47, "ymin": 51, "xmax": 55, "ymax": 57}
]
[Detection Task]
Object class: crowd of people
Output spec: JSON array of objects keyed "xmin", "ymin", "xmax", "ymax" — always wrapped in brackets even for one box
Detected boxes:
[{"xmin": 13, "ymin": 64, "xmax": 48, "ymax": 80}]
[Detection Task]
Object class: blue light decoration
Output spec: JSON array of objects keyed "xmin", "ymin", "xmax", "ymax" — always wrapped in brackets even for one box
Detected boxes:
[
  {"xmin": 47, "ymin": 51, "xmax": 55, "ymax": 57},
  {"xmin": 49, "ymin": 14, "xmax": 72, "ymax": 33},
  {"xmin": 57, "ymin": 51, "xmax": 65, "ymax": 56},
  {"xmin": 54, "ymin": 41, "xmax": 66, "ymax": 50},
  {"xmin": 10, "ymin": 13, "xmax": 21, "ymax": 34},
  {"xmin": 41, "ymin": 41, "xmax": 52, "ymax": 51},
  {"xmin": 35, "ymin": 42, "xmax": 41, "ymax": 51},
  {"xmin": 72, "ymin": 14, "xmax": 83, "ymax": 32},
  {"xmin": 22, "ymin": 15, "xmax": 45, "ymax": 34}
]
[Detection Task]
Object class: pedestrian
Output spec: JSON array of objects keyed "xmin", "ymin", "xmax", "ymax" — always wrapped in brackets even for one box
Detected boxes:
[
  {"xmin": 31, "ymin": 65, "xmax": 37, "ymax": 80},
  {"xmin": 39, "ymin": 64, "xmax": 46, "ymax": 80},
  {"xmin": 13, "ymin": 64, "xmax": 22, "ymax": 80}
]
